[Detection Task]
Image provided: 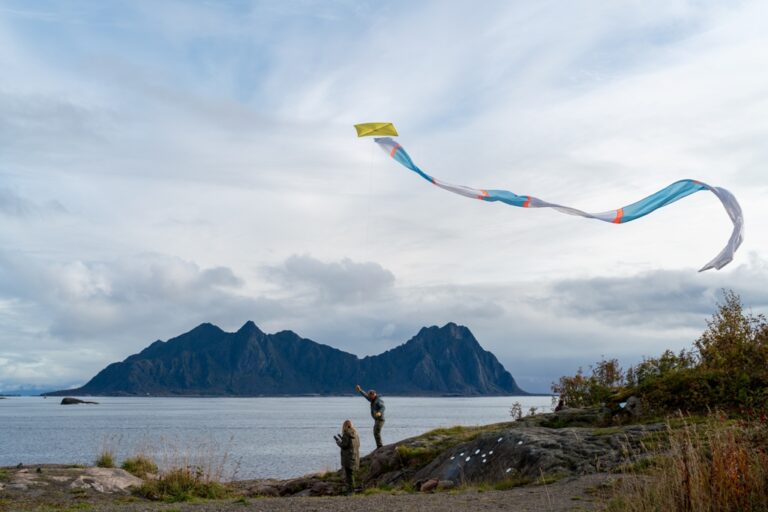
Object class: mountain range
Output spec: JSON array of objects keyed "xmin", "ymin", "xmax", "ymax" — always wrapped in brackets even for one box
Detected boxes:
[{"xmin": 46, "ymin": 322, "xmax": 525, "ymax": 396}]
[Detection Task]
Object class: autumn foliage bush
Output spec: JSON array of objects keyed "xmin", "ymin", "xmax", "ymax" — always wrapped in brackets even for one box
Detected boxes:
[{"xmin": 553, "ymin": 290, "xmax": 768, "ymax": 415}]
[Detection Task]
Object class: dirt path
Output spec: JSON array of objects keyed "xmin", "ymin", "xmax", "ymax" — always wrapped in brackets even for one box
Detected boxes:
[
  {"xmin": 166, "ymin": 474, "xmax": 612, "ymax": 512},
  {"xmin": 0, "ymin": 466, "xmax": 615, "ymax": 512}
]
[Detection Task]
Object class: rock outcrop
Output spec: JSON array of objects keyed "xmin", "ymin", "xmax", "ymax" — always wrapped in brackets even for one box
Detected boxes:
[
  {"xmin": 242, "ymin": 408, "xmax": 663, "ymax": 497},
  {"xmin": 70, "ymin": 468, "xmax": 143, "ymax": 494}
]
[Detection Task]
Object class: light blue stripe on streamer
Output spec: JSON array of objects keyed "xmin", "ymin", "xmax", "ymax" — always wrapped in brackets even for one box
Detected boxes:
[{"xmin": 621, "ymin": 180, "xmax": 708, "ymax": 222}]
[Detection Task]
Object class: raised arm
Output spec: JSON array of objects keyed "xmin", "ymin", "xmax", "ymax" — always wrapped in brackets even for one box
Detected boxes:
[{"xmin": 355, "ymin": 384, "xmax": 370, "ymax": 401}]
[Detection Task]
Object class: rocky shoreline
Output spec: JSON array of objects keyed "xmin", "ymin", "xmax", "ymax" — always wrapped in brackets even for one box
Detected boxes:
[{"xmin": 0, "ymin": 408, "xmax": 658, "ymax": 511}]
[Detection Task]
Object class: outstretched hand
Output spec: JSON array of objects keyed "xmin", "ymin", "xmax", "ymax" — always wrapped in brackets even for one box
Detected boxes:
[{"xmin": 355, "ymin": 384, "xmax": 362, "ymax": 393}]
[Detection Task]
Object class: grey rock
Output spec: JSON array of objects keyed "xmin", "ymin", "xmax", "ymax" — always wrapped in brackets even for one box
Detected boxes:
[
  {"xmin": 60, "ymin": 397, "xmax": 98, "ymax": 405},
  {"xmin": 437, "ymin": 480, "xmax": 456, "ymax": 489},
  {"xmin": 69, "ymin": 468, "xmax": 143, "ymax": 494},
  {"xmin": 247, "ymin": 483, "xmax": 279, "ymax": 497},
  {"xmin": 625, "ymin": 396, "xmax": 642, "ymax": 417},
  {"xmin": 420, "ymin": 479, "xmax": 439, "ymax": 492},
  {"xmin": 309, "ymin": 481, "xmax": 336, "ymax": 496},
  {"xmin": 410, "ymin": 421, "xmax": 663, "ymax": 486}
]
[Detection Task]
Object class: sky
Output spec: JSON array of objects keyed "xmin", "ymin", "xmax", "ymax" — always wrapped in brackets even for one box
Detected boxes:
[{"xmin": 1, "ymin": 0, "xmax": 767, "ymax": 394}]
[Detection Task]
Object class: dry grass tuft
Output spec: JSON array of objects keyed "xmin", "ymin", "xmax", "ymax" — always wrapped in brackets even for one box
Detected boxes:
[
  {"xmin": 136, "ymin": 466, "xmax": 228, "ymax": 502},
  {"xmin": 95, "ymin": 450, "xmax": 115, "ymax": 468},
  {"xmin": 609, "ymin": 413, "xmax": 768, "ymax": 512}
]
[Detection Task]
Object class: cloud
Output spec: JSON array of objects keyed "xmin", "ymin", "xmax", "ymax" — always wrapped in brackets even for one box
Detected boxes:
[
  {"xmin": 2, "ymin": 249, "xmax": 767, "ymax": 393},
  {"xmin": 0, "ymin": 251, "xmax": 284, "ymax": 386},
  {"xmin": 1, "ymin": 1, "xmax": 767, "ymax": 394},
  {"xmin": 263, "ymin": 254, "xmax": 395, "ymax": 303},
  {"xmin": 548, "ymin": 256, "xmax": 768, "ymax": 329},
  {"xmin": 0, "ymin": 188, "xmax": 67, "ymax": 218}
]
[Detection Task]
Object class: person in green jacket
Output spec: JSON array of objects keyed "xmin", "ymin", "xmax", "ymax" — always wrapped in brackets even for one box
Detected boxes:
[
  {"xmin": 355, "ymin": 384, "xmax": 385, "ymax": 449},
  {"xmin": 334, "ymin": 419, "xmax": 360, "ymax": 495}
]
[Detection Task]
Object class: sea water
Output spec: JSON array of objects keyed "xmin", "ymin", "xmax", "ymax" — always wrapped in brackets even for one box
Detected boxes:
[{"xmin": 0, "ymin": 395, "xmax": 553, "ymax": 479}]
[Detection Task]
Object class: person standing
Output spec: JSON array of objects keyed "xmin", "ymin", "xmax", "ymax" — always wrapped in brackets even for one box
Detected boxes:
[
  {"xmin": 355, "ymin": 384, "xmax": 385, "ymax": 449},
  {"xmin": 334, "ymin": 419, "xmax": 360, "ymax": 495}
]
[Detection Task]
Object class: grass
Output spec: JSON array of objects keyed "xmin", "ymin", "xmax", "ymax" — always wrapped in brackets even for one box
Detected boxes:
[
  {"xmin": 126, "ymin": 433, "xmax": 238, "ymax": 502},
  {"xmin": 22, "ymin": 505, "xmax": 93, "ymax": 512},
  {"xmin": 0, "ymin": 469, "xmax": 9, "ymax": 481},
  {"xmin": 592, "ymin": 427, "xmax": 623, "ymax": 436},
  {"xmin": 396, "ymin": 445, "xmax": 442, "ymax": 467},
  {"xmin": 95, "ymin": 450, "xmax": 115, "ymax": 468},
  {"xmin": 135, "ymin": 466, "xmax": 229, "ymax": 502},
  {"xmin": 535, "ymin": 472, "xmax": 566, "ymax": 485},
  {"xmin": 608, "ymin": 413, "xmax": 768, "ymax": 511},
  {"xmin": 616, "ymin": 455, "xmax": 664, "ymax": 475},
  {"xmin": 121, "ymin": 455, "xmax": 158, "ymax": 478},
  {"xmin": 358, "ymin": 481, "xmax": 418, "ymax": 495}
]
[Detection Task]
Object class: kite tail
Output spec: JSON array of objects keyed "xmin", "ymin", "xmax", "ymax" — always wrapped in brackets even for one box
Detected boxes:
[{"xmin": 373, "ymin": 137, "xmax": 743, "ymax": 271}]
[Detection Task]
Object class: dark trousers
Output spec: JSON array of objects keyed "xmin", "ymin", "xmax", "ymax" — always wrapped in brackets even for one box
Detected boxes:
[
  {"xmin": 343, "ymin": 466, "xmax": 355, "ymax": 494},
  {"xmin": 374, "ymin": 419, "xmax": 385, "ymax": 448}
]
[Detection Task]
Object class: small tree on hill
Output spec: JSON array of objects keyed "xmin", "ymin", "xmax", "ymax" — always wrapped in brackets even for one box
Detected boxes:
[{"xmin": 695, "ymin": 289, "xmax": 768, "ymax": 373}]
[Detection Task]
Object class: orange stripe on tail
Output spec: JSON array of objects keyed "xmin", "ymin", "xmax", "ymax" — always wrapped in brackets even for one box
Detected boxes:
[
  {"xmin": 523, "ymin": 196, "xmax": 531, "ymax": 207},
  {"xmin": 389, "ymin": 144, "xmax": 401, "ymax": 158},
  {"xmin": 478, "ymin": 189, "xmax": 489, "ymax": 200},
  {"xmin": 613, "ymin": 208, "xmax": 624, "ymax": 224}
]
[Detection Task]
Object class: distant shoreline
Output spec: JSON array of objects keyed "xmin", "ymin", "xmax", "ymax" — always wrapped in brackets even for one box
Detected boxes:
[{"xmin": 35, "ymin": 393, "xmax": 549, "ymax": 398}]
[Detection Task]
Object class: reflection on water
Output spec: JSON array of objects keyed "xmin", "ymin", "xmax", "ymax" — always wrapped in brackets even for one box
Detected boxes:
[{"xmin": 0, "ymin": 396, "xmax": 552, "ymax": 479}]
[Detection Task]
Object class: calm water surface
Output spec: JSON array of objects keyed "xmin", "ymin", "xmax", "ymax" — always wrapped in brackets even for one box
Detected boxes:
[{"xmin": 0, "ymin": 396, "xmax": 552, "ymax": 479}]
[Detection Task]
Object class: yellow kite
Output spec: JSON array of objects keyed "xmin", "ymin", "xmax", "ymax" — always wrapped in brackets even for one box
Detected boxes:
[{"xmin": 354, "ymin": 122, "xmax": 398, "ymax": 137}]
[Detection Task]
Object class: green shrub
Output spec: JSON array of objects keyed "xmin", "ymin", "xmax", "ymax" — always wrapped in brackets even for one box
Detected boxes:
[{"xmin": 121, "ymin": 455, "xmax": 158, "ymax": 478}]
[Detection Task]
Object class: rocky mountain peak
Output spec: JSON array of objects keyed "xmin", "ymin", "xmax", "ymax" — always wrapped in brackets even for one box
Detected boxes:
[{"xmin": 46, "ymin": 322, "xmax": 525, "ymax": 397}]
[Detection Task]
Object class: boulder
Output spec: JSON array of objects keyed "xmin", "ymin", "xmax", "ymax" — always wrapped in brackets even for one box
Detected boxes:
[
  {"xmin": 309, "ymin": 481, "xmax": 336, "ymax": 496},
  {"xmin": 419, "ymin": 479, "xmax": 439, "ymax": 492},
  {"xmin": 247, "ymin": 483, "xmax": 280, "ymax": 497},
  {"xmin": 69, "ymin": 468, "xmax": 142, "ymax": 494},
  {"xmin": 278, "ymin": 477, "xmax": 313, "ymax": 496}
]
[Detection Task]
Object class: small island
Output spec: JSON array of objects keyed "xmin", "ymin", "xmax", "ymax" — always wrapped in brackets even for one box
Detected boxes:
[{"xmin": 45, "ymin": 323, "xmax": 525, "ymax": 397}]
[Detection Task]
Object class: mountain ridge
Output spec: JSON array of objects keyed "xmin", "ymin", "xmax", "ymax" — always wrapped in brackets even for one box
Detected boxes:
[{"xmin": 46, "ymin": 322, "xmax": 526, "ymax": 397}]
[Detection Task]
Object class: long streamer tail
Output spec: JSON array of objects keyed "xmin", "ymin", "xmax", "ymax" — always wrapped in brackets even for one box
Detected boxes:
[{"xmin": 373, "ymin": 137, "xmax": 743, "ymax": 271}]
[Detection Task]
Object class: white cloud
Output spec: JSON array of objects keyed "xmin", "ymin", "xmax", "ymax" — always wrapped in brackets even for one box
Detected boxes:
[{"xmin": 0, "ymin": 1, "xmax": 766, "ymax": 392}]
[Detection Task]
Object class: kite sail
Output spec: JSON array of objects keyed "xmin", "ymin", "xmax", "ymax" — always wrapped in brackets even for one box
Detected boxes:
[
  {"xmin": 355, "ymin": 122, "xmax": 399, "ymax": 137},
  {"xmin": 371, "ymin": 136, "xmax": 743, "ymax": 272}
]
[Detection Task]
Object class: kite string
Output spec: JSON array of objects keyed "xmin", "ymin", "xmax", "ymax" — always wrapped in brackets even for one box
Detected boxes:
[{"xmin": 362, "ymin": 142, "xmax": 375, "ymax": 297}]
